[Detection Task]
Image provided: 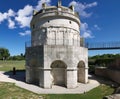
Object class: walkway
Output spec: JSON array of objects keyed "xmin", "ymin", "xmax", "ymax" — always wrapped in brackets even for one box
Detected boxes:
[
  {"xmin": 86, "ymin": 41, "xmax": 120, "ymax": 50},
  {"xmin": 0, "ymin": 71, "xmax": 100, "ymax": 94}
]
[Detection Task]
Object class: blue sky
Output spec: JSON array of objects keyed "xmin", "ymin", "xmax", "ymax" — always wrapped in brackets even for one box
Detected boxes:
[{"xmin": 0, "ymin": 0, "xmax": 120, "ymax": 56}]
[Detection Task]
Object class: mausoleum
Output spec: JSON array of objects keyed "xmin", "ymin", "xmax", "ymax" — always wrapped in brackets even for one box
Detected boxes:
[{"xmin": 25, "ymin": 1, "xmax": 88, "ymax": 89}]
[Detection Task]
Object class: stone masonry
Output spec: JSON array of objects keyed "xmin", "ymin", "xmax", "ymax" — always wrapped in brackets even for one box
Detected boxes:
[{"xmin": 25, "ymin": 1, "xmax": 88, "ymax": 89}]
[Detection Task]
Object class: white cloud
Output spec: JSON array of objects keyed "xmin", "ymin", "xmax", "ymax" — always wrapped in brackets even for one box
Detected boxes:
[
  {"xmin": 94, "ymin": 24, "xmax": 101, "ymax": 30},
  {"xmin": 0, "ymin": 9, "xmax": 15, "ymax": 24},
  {"xmin": 69, "ymin": 1, "xmax": 97, "ymax": 18},
  {"xmin": 82, "ymin": 32, "xmax": 93, "ymax": 38},
  {"xmin": 0, "ymin": 0, "xmax": 51, "ymax": 29},
  {"xmin": 0, "ymin": 0, "xmax": 52, "ymax": 36},
  {"xmin": 81, "ymin": 22, "xmax": 88, "ymax": 31},
  {"xmin": 35, "ymin": 0, "xmax": 51, "ymax": 10},
  {"xmin": 15, "ymin": 0, "xmax": 51, "ymax": 28},
  {"xmin": 81, "ymin": 22, "xmax": 94, "ymax": 38},
  {"xmin": 7, "ymin": 9, "xmax": 16, "ymax": 17},
  {"xmin": 0, "ymin": 12, "xmax": 7, "ymax": 23},
  {"xmin": 0, "ymin": 0, "xmax": 97, "ymax": 39},
  {"xmin": 15, "ymin": 5, "xmax": 33, "ymax": 28},
  {"xmin": 69, "ymin": 1, "xmax": 98, "ymax": 39},
  {"xmin": 19, "ymin": 30, "xmax": 31, "ymax": 36},
  {"xmin": 8, "ymin": 18, "xmax": 16, "ymax": 29},
  {"xmin": 17, "ymin": 5, "xmax": 33, "ymax": 17},
  {"xmin": 85, "ymin": 2, "xmax": 97, "ymax": 8}
]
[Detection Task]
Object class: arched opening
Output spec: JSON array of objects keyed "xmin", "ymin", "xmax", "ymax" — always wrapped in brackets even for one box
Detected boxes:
[
  {"xmin": 77, "ymin": 61, "xmax": 86, "ymax": 83},
  {"xmin": 51, "ymin": 60, "xmax": 67, "ymax": 87}
]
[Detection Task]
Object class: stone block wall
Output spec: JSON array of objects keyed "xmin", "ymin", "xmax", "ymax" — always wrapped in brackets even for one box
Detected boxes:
[
  {"xmin": 95, "ymin": 67, "xmax": 120, "ymax": 84},
  {"xmin": 108, "ymin": 58, "xmax": 120, "ymax": 70},
  {"xmin": 25, "ymin": 45, "xmax": 88, "ymax": 88}
]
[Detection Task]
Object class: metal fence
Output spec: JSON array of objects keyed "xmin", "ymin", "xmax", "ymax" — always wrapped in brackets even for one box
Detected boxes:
[{"xmin": 86, "ymin": 41, "xmax": 120, "ymax": 50}]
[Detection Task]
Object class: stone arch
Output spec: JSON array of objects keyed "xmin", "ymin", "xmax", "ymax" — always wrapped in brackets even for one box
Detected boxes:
[
  {"xmin": 77, "ymin": 60, "xmax": 86, "ymax": 83},
  {"xmin": 50, "ymin": 60, "xmax": 67, "ymax": 87}
]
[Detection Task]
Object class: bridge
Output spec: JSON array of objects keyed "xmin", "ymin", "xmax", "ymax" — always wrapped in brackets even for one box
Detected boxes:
[
  {"xmin": 85, "ymin": 41, "xmax": 120, "ymax": 50},
  {"xmin": 25, "ymin": 39, "xmax": 120, "ymax": 50}
]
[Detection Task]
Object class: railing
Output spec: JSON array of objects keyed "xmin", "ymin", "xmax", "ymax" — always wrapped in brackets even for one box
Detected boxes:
[
  {"xmin": 25, "ymin": 39, "xmax": 85, "ymax": 48},
  {"xmin": 26, "ymin": 40, "xmax": 120, "ymax": 50},
  {"xmin": 86, "ymin": 41, "xmax": 120, "ymax": 50}
]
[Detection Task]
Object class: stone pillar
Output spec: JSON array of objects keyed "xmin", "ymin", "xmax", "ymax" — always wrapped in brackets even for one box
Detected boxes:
[
  {"xmin": 26, "ymin": 66, "xmax": 40, "ymax": 84},
  {"xmin": 66, "ymin": 69, "xmax": 77, "ymax": 88},
  {"xmin": 84, "ymin": 67, "xmax": 88, "ymax": 83},
  {"xmin": 39, "ymin": 69, "xmax": 52, "ymax": 88},
  {"xmin": 44, "ymin": 69, "xmax": 52, "ymax": 88},
  {"xmin": 39, "ymin": 69, "xmax": 44, "ymax": 87},
  {"xmin": 26, "ymin": 66, "xmax": 34, "ymax": 83}
]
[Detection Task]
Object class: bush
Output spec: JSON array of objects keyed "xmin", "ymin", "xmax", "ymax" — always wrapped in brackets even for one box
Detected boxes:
[{"xmin": 9, "ymin": 55, "xmax": 25, "ymax": 60}]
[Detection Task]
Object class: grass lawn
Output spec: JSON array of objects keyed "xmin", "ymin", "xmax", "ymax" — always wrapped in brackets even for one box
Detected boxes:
[
  {"xmin": 0, "ymin": 60, "xmax": 25, "ymax": 71},
  {"xmin": 0, "ymin": 82, "xmax": 114, "ymax": 99},
  {"xmin": 0, "ymin": 82, "xmax": 45, "ymax": 99},
  {"xmin": 47, "ymin": 84, "xmax": 114, "ymax": 99}
]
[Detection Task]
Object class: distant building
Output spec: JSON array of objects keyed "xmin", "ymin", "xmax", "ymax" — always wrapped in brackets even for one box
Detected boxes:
[{"xmin": 25, "ymin": 1, "xmax": 88, "ymax": 88}]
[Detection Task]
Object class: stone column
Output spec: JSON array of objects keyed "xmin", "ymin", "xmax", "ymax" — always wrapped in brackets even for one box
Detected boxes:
[
  {"xmin": 82, "ymin": 63, "xmax": 89, "ymax": 83},
  {"xmin": 84, "ymin": 67, "xmax": 88, "ymax": 83},
  {"xmin": 44, "ymin": 69, "xmax": 53, "ymax": 88},
  {"xmin": 66, "ymin": 69, "xmax": 77, "ymax": 88},
  {"xmin": 25, "ymin": 66, "xmax": 31, "ymax": 83},
  {"xmin": 39, "ymin": 69, "xmax": 52, "ymax": 88},
  {"xmin": 26, "ymin": 66, "xmax": 33, "ymax": 83}
]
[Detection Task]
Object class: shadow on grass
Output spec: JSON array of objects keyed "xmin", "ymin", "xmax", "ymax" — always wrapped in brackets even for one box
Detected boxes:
[
  {"xmin": 3, "ymin": 70, "xmax": 40, "ymax": 86},
  {"xmin": 3, "ymin": 69, "xmax": 25, "ymax": 82}
]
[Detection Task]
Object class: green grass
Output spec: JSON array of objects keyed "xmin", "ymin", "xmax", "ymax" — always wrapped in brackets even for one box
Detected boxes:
[
  {"xmin": 0, "ymin": 60, "xmax": 25, "ymax": 71},
  {"xmin": 0, "ymin": 82, "xmax": 45, "ymax": 99},
  {"xmin": 0, "ymin": 82, "xmax": 114, "ymax": 99},
  {"xmin": 47, "ymin": 84, "xmax": 114, "ymax": 99}
]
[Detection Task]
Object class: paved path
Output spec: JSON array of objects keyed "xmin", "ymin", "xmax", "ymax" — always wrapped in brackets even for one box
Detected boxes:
[{"xmin": 0, "ymin": 71, "xmax": 100, "ymax": 94}]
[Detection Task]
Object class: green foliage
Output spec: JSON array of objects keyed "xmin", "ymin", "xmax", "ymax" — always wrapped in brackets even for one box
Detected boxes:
[
  {"xmin": 8, "ymin": 53, "xmax": 25, "ymax": 60},
  {"xmin": 0, "ymin": 48, "xmax": 25, "ymax": 61},
  {"xmin": 89, "ymin": 54, "xmax": 120, "ymax": 66},
  {"xmin": 0, "ymin": 48, "xmax": 10, "ymax": 60},
  {"xmin": 88, "ymin": 54, "xmax": 120, "ymax": 73},
  {"xmin": 95, "ymin": 58, "xmax": 114, "ymax": 66},
  {"xmin": 9, "ymin": 55, "xmax": 25, "ymax": 60},
  {"xmin": 89, "ymin": 65, "xmax": 95, "ymax": 73},
  {"xmin": 90, "ymin": 54, "xmax": 120, "ymax": 60}
]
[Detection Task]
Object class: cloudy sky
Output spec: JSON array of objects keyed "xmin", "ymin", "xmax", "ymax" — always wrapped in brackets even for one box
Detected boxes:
[{"xmin": 0, "ymin": 0, "xmax": 120, "ymax": 56}]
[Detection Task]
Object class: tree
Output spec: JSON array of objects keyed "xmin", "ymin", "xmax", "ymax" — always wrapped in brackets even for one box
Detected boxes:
[
  {"xmin": 9, "ymin": 53, "xmax": 25, "ymax": 60},
  {"xmin": 0, "ymin": 48, "xmax": 10, "ymax": 60}
]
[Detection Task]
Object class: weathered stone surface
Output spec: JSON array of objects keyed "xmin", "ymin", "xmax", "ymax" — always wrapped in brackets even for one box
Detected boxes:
[
  {"xmin": 95, "ymin": 67, "xmax": 120, "ymax": 84},
  {"xmin": 25, "ymin": 1, "xmax": 88, "ymax": 89},
  {"xmin": 104, "ymin": 94, "xmax": 120, "ymax": 99}
]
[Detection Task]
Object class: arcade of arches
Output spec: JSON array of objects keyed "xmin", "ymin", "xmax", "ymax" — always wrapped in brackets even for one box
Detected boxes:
[{"xmin": 50, "ymin": 60, "xmax": 86, "ymax": 87}]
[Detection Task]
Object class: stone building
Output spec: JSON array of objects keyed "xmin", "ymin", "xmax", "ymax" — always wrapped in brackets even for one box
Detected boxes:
[{"xmin": 25, "ymin": 1, "xmax": 88, "ymax": 89}]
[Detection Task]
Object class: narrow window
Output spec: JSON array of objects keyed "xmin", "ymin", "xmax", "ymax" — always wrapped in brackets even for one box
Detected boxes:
[{"xmin": 32, "ymin": 24, "xmax": 35, "ymax": 29}]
